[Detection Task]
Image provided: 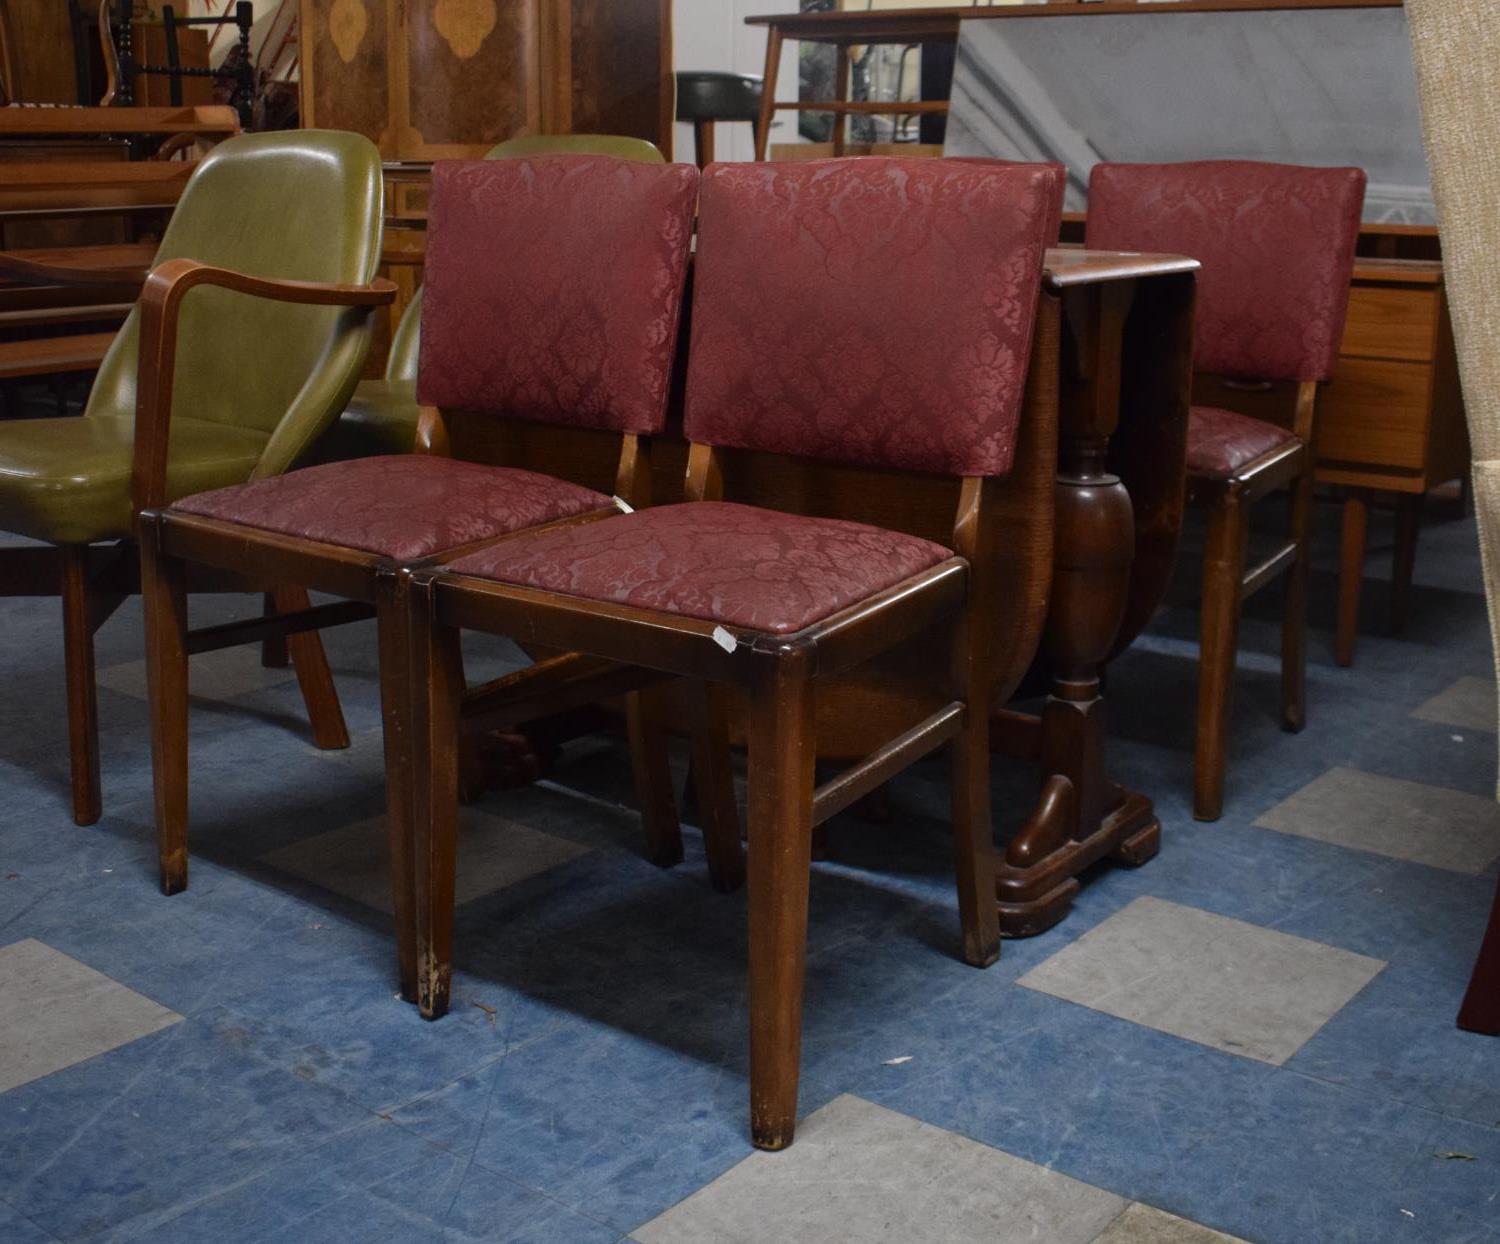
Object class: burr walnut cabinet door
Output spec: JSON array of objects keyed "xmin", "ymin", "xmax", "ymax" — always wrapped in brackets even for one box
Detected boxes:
[{"xmin": 301, "ymin": 0, "xmax": 397, "ymax": 153}]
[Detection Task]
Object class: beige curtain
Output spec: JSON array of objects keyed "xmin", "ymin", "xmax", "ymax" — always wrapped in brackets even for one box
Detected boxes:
[{"xmin": 1406, "ymin": 1, "xmax": 1500, "ymax": 784}]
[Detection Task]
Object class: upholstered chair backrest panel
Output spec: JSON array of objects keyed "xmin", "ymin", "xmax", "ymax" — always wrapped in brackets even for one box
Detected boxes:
[
  {"xmin": 1086, "ymin": 159, "xmax": 1366, "ymax": 383},
  {"xmin": 417, "ymin": 155, "xmax": 698, "ymax": 436},
  {"xmin": 684, "ymin": 157, "xmax": 1057, "ymax": 478}
]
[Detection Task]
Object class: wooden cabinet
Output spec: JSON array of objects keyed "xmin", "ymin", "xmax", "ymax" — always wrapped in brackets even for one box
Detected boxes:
[
  {"xmin": 1317, "ymin": 262, "xmax": 1468, "ymax": 496},
  {"xmin": 299, "ymin": 0, "xmax": 672, "ymax": 160}
]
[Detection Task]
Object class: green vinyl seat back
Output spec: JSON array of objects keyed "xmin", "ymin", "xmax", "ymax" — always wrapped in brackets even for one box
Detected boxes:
[
  {"xmin": 0, "ymin": 130, "xmax": 385, "ymax": 546},
  {"xmin": 90, "ymin": 128, "xmax": 385, "ymax": 476}
]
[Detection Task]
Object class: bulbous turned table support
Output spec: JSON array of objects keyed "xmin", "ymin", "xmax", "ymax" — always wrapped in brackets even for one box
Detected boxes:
[{"xmin": 992, "ymin": 258, "xmax": 1196, "ymax": 936}]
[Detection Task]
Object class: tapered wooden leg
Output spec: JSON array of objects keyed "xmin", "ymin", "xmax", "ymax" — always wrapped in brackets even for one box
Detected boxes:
[
  {"xmin": 375, "ymin": 569, "xmax": 417, "ymax": 1003},
  {"xmin": 1335, "ymin": 491, "xmax": 1368, "ymax": 668},
  {"xmin": 260, "ymin": 592, "xmax": 289, "ymax": 668},
  {"xmin": 951, "ymin": 704, "xmax": 1000, "ymax": 968},
  {"xmin": 1457, "ymin": 871, "xmax": 1500, "ymax": 1035},
  {"xmin": 1281, "ymin": 468, "xmax": 1313, "ymax": 733},
  {"xmin": 745, "ymin": 651, "xmax": 816, "ymax": 1151},
  {"xmin": 60, "ymin": 545, "xmax": 101, "ymax": 827},
  {"xmin": 1391, "ymin": 491, "xmax": 1423, "ymax": 635},
  {"xmin": 626, "ymin": 686, "xmax": 684, "ymax": 868},
  {"xmin": 140, "ymin": 529, "xmax": 190, "ymax": 893},
  {"xmin": 692, "ymin": 118, "xmax": 715, "ymax": 168},
  {"xmin": 687, "ymin": 682, "xmax": 745, "ymax": 893},
  {"xmin": 411, "ymin": 599, "xmax": 465, "ymax": 1021},
  {"xmin": 275, "ymin": 585, "xmax": 350, "ymax": 750},
  {"xmin": 1195, "ymin": 494, "xmax": 1248, "ymax": 822}
]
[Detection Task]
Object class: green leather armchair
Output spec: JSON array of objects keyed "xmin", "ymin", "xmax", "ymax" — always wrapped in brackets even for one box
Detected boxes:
[
  {"xmin": 321, "ymin": 134, "xmax": 666, "ymax": 460},
  {"xmin": 0, "ymin": 129, "xmax": 391, "ymax": 826}
]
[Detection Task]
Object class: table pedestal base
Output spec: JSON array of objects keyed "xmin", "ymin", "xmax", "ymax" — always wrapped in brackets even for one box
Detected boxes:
[{"xmin": 995, "ymin": 779, "xmax": 1159, "ymax": 936}]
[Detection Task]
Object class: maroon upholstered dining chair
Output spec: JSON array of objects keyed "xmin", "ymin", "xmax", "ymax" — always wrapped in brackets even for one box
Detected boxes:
[
  {"xmin": 136, "ymin": 155, "xmax": 700, "ymax": 1003},
  {"xmin": 404, "ymin": 157, "xmax": 1063, "ymax": 1150},
  {"xmin": 1087, "ymin": 160, "xmax": 1366, "ymax": 821}
]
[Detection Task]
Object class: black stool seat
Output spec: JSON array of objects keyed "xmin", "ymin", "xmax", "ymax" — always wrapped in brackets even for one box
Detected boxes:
[{"xmin": 676, "ymin": 71, "xmax": 764, "ymax": 123}]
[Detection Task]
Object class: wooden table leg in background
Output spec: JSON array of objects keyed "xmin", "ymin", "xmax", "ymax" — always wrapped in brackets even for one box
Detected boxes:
[
  {"xmin": 1336, "ymin": 489, "xmax": 1369, "ymax": 667},
  {"xmin": 1390, "ymin": 490, "xmax": 1424, "ymax": 635},
  {"xmin": 754, "ymin": 28, "xmax": 783, "ymax": 161}
]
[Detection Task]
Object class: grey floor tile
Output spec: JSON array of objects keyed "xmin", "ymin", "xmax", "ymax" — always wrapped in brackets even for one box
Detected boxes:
[
  {"xmin": 1016, "ymin": 896, "xmax": 1385, "ymax": 1066},
  {"xmin": 1094, "ymin": 1202, "xmax": 1250, "ymax": 1243},
  {"xmin": 1412, "ymin": 676, "xmax": 1497, "ymax": 734},
  {"xmin": 0, "ymin": 939, "xmax": 181, "ymax": 1094},
  {"xmin": 1254, "ymin": 766, "xmax": 1500, "ymax": 874},
  {"xmin": 97, "ymin": 645, "xmax": 297, "ymax": 702},
  {"xmin": 632, "ymin": 1094, "xmax": 1126, "ymax": 1244},
  {"xmin": 261, "ymin": 807, "xmax": 590, "ymax": 914}
]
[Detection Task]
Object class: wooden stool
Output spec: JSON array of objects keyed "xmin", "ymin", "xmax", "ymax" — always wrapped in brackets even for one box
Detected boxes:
[{"xmin": 676, "ymin": 71, "xmax": 763, "ymax": 167}]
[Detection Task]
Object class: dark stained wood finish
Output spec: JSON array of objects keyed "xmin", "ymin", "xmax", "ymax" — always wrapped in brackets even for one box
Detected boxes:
[
  {"xmin": 60, "ymin": 544, "xmax": 102, "ymax": 827},
  {"xmin": 300, "ymin": 0, "xmax": 672, "ymax": 161}
]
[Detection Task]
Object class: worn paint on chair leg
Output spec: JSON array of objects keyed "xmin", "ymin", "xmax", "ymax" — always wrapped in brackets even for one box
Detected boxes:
[
  {"xmin": 410, "ymin": 590, "xmax": 464, "ymax": 1021},
  {"xmin": 375, "ymin": 568, "xmax": 418, "ymax": 1004},
  {"xmin": 745, "ymin": 648, "xmax": 816, "ymax": 1151}
]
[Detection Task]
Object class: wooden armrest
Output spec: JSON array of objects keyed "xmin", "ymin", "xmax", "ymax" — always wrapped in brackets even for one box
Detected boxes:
[{"xmin": 132, "ymin": 257, "xmax": 398, "ymax": 511}]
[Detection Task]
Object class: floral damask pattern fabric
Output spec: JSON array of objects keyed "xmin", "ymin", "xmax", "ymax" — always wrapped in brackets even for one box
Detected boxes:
[
  {"xmin": 172, "ymin": 456, "xmax": 613, "ymax": 561},
  {"xmin": 446, "ymin": 501, "xmax": 954, "ymax": 635},
  {"xmin": 1086, "ymin": 160, "xmax": 1366, "ymax": 383},
  {"xmin": 1185, "ymin": 406, "xmax": 1297, "ymax": 479},
  {"xmin": 417, "ymin": 156, "xmax": 698, "ymax": 435},
  {"xmin": 683, "ymin": 158, "xmax": 1057, "ymax": 478}
]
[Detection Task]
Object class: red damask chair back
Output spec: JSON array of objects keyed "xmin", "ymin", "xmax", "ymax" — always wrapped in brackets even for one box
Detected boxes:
[
  {"xmin": 1086, "ymin": 159, "xmax": 1366, "ymax": 382},
  {"xmin": 684, "ymin": 157, "xmax": 1058, "ymax": 479},
  {"xmin": 947, "ymin": 157, "xmax": 1068, "ymax": 242},
  {"xmin": 417, "ymin": 156, "xmax": 700, "ymax": 434}
]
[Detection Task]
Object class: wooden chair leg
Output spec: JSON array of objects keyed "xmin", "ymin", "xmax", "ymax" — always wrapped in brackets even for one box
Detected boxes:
[
  {"xmin": 140, "ymin": 531, "xmax": 191, "ymax": 893},
  {"xmin": 260, "ymin": 592, "xmax": 289, "ymax": 668},
  {"xmin": 745, "ymin": 653, "xmax": 816, "ymax": 1151},
  {"xmin": 1391, "ymin": 491, "xmax": 1423, "ymax": 635},
  {"xmin": 274, "ymin": 585, "xmax": 351, "ymax": 750},
  {"xmin": 1195, "ymin": 495, "xmax": 1248, "ymax": 822},
  {"xmin": 1457, "ymin": 871, "xmax": 1500, "ymax": 1035},
  {"xmin": 375, "ymin": 571, "xmax": 418, "ymax": 1003},
  {"xmin": 412, "ymin": 609, "xmax": 465, "ymax": 1021},
  {"xmin": 950, "ymin": 703, "xmax": 1000, "ymax": 968},
  {"xmin": 60, "ymin": 544, "xmax": 101, "ymax": 827},
  {"xmin": 626, "ymin": 686, "xmax": 684, "ymax": 868},
  {"xmin": 687, "ymin": 681, "xmax": 745, "ymax": 893},
  {"xmin": 1281, "ymin": 469, "xmax": 1314, "ymax": 733},
  {"xmin": 692, "ymin": 118, "xmax": 715, "ymax": 168},
  {"xmin": 1335, "ymin": 490, "xmax": 1368, "ymax": 668}
]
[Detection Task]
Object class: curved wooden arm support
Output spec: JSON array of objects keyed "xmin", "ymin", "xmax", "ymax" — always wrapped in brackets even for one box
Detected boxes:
[{"xmin": 132, "ymin": 257, "xmax": 397, "ymax": 511}]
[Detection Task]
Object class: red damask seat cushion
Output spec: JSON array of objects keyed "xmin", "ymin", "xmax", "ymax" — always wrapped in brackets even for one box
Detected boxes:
[
  {"xmin": 171, "ymin": 456, "xmax": 613, "ymax": 561},
  {"xmin": 684, "ymin": 158, "xmax": 1057, "ymax": 478},
  {"xmin": 444, "ymin": 501, "xmax": 954, "ymax": 636},
  {"xmin": 417, "ymin": 156, "xmax": 698, "ymax": 435},
  {"xmin": 1186, "ymin": 406, "xmax": 1297, "ymax": 480},
  {"xmin": 1086, "ymin": 160, "xmax": 1366, "ymax": 383}
]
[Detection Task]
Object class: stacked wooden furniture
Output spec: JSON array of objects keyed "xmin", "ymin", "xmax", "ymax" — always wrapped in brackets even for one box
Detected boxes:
[{"xmin": 0, "ymin": 105, "xmax": 239, "ymax": 400}]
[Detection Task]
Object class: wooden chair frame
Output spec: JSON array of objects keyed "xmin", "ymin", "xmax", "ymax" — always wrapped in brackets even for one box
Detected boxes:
[
  {"xmin": 0, "ymin": 256, "xmax": 394, "ymax": 827},
  {"xmin": 136, "ymin": 264, "xmax": 692, "ymax": 1004},
  {"xmin": 403, "ymin": 296, "xmax": 1061, "ymax": 1151},
  {"xmin": 1188, "ymin": 376, "xmax": 1318, "ymax": 821}
]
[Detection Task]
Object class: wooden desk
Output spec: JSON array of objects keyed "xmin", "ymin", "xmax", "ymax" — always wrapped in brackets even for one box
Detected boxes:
[{"xmin": 0, "ymin": 105, "xmax": 239, "ymax": 139}]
